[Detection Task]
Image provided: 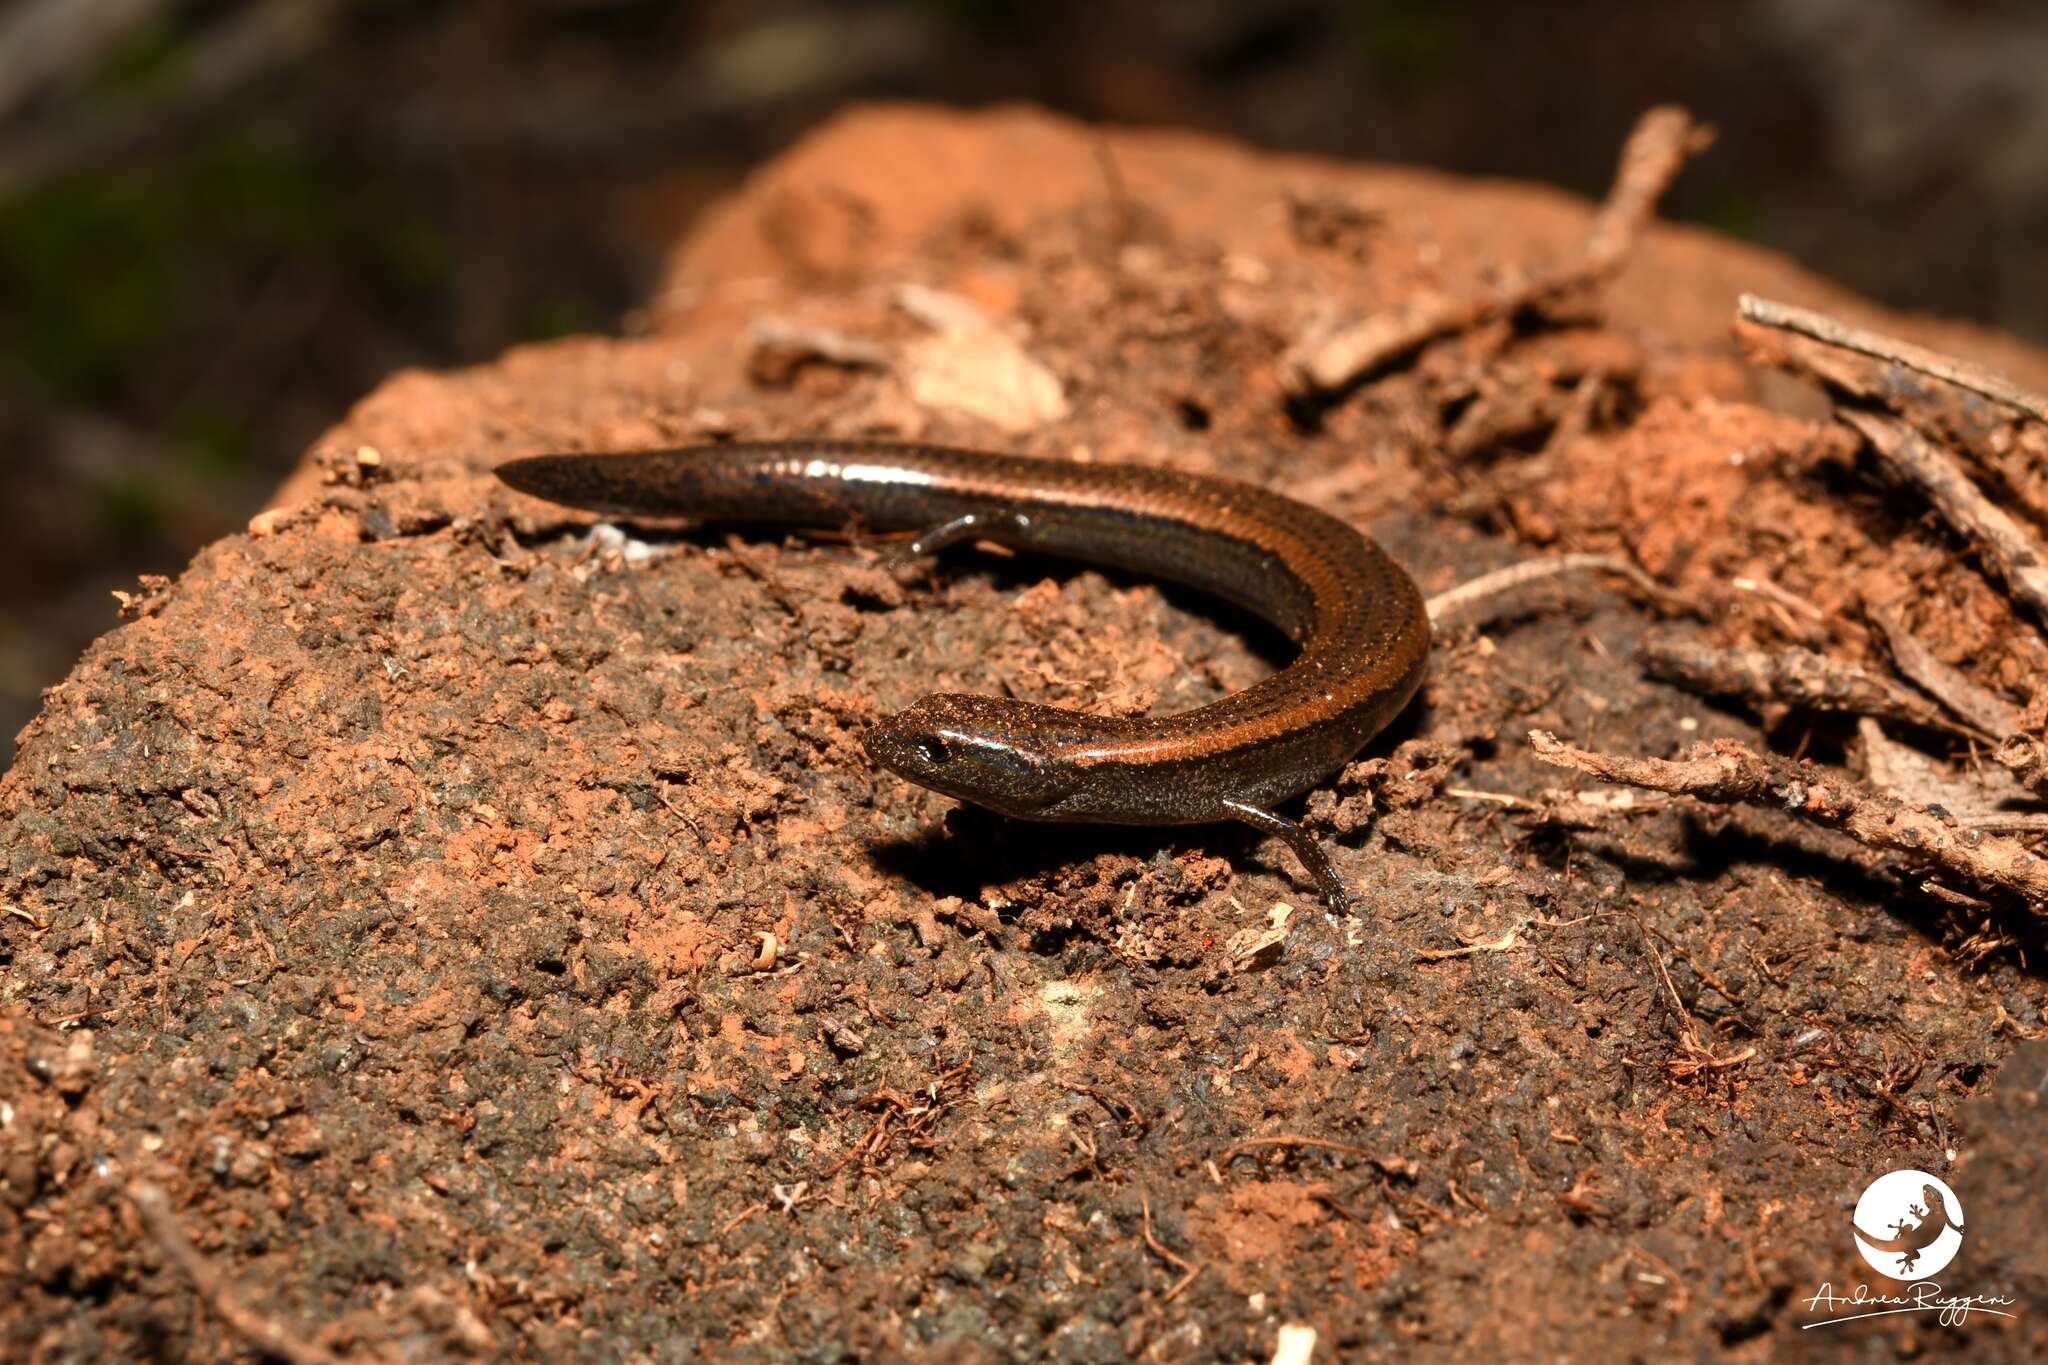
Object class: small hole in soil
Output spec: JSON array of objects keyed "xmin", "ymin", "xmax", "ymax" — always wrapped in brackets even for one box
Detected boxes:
[
  {"xmin": 1174, "ymin": 397, "xmax": 1212, "ymax": 430},
  {"xmin": 1283, "ymin": 389, "xmax": 1329, "ymax": 435}
]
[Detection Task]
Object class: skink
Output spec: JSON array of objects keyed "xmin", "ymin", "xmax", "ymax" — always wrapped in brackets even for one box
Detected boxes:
[{"xmin": 496, "ymin": 439, "xmax": 1430, "ymax": 909}]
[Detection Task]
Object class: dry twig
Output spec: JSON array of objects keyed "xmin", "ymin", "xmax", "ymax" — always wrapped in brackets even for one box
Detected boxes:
[
  {"xmin": 1058, "ymin": 1080, "xmax": 1149, "ymax": 1134},
  {"xmin": 1528, "ymin": 731, "xmax": 2048, "ymax": 908},
  {"xmin": 1447, "ymin": 784, "xmax": 1673, "ymax": 829},
  {"xmin": 1138, "ymin": 1195, "xmax": 1205, "ymax": 1302},
  {"xmin": 1629, "ymin": 913, "xmax": 1706, "ymax": 1047},
  {"xmin": 1541, "ymin": 369, "xmax": 1610, "ymax": 457},
  {"xmin": 1639, "ymin": 918, "xmax": 1746, "ymax": 1006},
  {"xmin": 128, "ymin": 1183, "xmax": 346, "ymax": 1365},
  {"xmin": 1739, "ymin": 295, "xmax": 2048, "ymax": 423},
  {"xmin": 1729, "ymin": 575, "xmax": 1827, "ymax": 638},
  {"xmin": 815, "ymin": 1057, "xmax": 975, "ymax": 1181},
  {"xmin": 1284, "ymin": 107, "xmax": 1710, "ymax": 393},
  {"xmin": 1867, "ymin": 604, "xmax": 2021, "ymax": 737},
  {"xmin": 1639, "ymin": 634, "xmax": 1969, "ymax": 736},
  {"xmin": 1621, "ymin": 913, "xmax": 1756, "ymax": 1077},
  {"xmin": 1415, "ymin": 923, "xmax": 1523, "ymax": 960},
  {"xmin": 717, "ymin": 1201, "xmax": 767, "ymax": 1237},
  {"xmin": 1426, "ymin": 553, "xmax": 1686, "ymax": 628},
  {"xmin": 1138, "ymin": 1196, "xmax": 1195, "ymax": 1274},
  {"xmin": 722, "ymin": 533, "xmax": 805, "ymax": 620},
  {"xmin": 1736, "ymin": 305, "xmax": 2048, "ymax": 529},
  {"xmin": 1840, "ymin": 411, "xmax": 2048, "ymax": 627}
]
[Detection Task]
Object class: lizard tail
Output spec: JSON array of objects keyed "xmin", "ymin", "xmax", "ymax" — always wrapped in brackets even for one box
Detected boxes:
[{"xmin": 1852, "ymin": 1223, "xmax": 1912, "ymax": 1254}]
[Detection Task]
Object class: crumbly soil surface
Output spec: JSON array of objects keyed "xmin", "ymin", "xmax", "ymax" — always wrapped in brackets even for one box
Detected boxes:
[{"xmin": 5, "ymin": 105, "xmax": 2048, "ymax": 1361}]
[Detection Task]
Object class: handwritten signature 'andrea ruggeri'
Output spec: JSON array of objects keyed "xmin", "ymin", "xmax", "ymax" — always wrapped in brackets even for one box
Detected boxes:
[{"xmin": 1801, "ymin": 1281, "xmax": 2020, "ymax": 1329}]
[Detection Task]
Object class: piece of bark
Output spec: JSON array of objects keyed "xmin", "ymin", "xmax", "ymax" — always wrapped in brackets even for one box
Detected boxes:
[
  {"xmin": 1529, "ymin": 731, "xmax": 2048, "ymax": 908},
  {"xmin": 1639, "ymin": 634, "xmax": 1965, "ymax": 735}
]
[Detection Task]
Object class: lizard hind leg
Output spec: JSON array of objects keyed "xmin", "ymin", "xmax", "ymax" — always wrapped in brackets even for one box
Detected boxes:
[
  {"xmin": 908, "ymin": 509, "xmax": 1035, "ymax": 558},
  {"xmin": 1222, "ymin": 800, "xmax": 1357, "ymax": 913},
  {"xmin": 886, "ymin": 509, "xmax": 1038, "ymax": 580}
]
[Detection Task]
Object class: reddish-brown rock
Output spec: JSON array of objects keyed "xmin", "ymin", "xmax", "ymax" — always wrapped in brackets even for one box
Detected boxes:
[{"xmin": 5, "ymin": 104, "xmax": 2045, "ymax": 1360}]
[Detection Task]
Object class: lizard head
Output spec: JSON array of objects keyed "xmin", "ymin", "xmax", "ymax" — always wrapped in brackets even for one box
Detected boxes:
[{"xmin": 865, "ymin": 693, "xmax": 1086, "ymax": 818}]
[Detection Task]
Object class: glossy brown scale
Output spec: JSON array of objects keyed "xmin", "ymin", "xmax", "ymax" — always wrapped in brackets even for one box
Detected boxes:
[{"xmin": 496, "ymin": 439, "xmax": 1430, "ymax": 909}]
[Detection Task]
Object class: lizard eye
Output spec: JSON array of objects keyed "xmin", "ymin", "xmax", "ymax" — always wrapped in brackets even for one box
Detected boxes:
[{"xmin": 915, "ymin": 737, "xmax": 950, "ymax": 766}]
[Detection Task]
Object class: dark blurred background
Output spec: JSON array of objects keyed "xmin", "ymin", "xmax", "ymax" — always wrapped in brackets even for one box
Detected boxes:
[{"xmin": 2, "ymin": 0, "xmax": 2044, "ymax": 768}]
